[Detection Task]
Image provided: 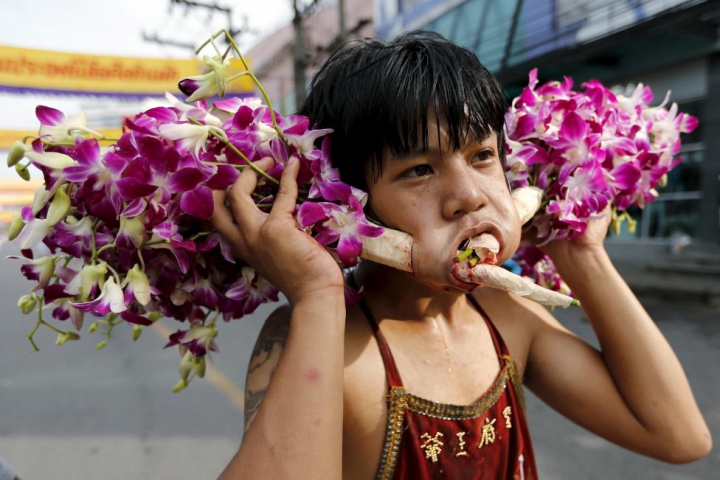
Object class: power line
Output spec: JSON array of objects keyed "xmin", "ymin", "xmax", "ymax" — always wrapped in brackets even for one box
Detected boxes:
[{"xmin": 143, "ymin": 0, "xmax": 258, "ymax": 53}]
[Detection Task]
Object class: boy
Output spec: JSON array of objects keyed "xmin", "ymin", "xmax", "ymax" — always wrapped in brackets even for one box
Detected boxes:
[{"xmin": 212, "ymin": 31, "xmax": 711, "ymax": 479}]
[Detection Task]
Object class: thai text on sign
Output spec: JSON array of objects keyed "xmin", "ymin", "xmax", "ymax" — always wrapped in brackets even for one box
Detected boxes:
[{"xmin": 0, "ymin": 45, "xmax": 254, "ymax": 97}]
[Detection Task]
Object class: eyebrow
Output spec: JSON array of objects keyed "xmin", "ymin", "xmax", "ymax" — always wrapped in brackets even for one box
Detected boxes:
[{"xmin": 390, "ymin": 131, "xmax": 496, "ymax": 161}]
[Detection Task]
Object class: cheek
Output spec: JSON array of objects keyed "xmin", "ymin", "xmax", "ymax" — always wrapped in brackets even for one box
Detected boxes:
[{"xmin": 369, "ymin": 187, "xmax": 430, "ymax": 233}]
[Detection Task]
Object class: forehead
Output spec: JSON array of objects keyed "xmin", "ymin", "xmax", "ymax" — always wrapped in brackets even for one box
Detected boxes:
[{"xmin": 383, "ymin": 120, "xmax": 498, "ymax": 161}]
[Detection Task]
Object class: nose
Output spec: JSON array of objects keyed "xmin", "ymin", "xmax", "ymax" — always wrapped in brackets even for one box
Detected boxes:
[{"xmin": 441, "ymin": 160, "xmax": 488, "ymax": 219}]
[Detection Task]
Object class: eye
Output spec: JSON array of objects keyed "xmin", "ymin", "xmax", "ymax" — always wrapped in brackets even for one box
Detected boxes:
[
  {"xmin": 403, "ymin": 164, "xmax": 433, "ymax": 178},
  {"xmin": 472, "ymin": 149, "xmax": 495, "ymax": 164}
]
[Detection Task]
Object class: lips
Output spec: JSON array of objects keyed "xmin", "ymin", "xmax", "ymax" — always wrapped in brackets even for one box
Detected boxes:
[
  {"xmin": 447, "ymin": 264, "xmax": 479, "ymax": 291},
  {"xmin": 451, "ymin": 223, "xmax": 504, "ymax": 265}
]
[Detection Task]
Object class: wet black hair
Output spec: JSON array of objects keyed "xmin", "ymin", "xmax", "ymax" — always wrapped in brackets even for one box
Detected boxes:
[{"xmin": 298, "ymin": 30, "xmax": 509, "ymax": 192}]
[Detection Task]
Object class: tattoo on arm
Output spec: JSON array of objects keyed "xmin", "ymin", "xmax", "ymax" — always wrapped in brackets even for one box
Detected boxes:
[
  {"xmin": 244, "ymin": 308, "xmax": 290, "ymax": 434},
  {"xmin": 248, "ymin": 321, "xmax": 289, "ymax": 374}
]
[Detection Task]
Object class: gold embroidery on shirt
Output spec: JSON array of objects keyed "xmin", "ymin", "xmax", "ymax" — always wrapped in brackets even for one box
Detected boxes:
[
  {"xmin": 420, "ymin": 432, "xmax": 444, "ymax": 462},
  {"xmin": 504, "ymin": 355, "xmax": 526, "ymax": 412},
  {"xmin": 477, "ymin": 417, "xmax": 497, "ymax": 449},
  {"xmin": 405, "ymin": 367, "xmax": 509, "ymax": 419},
  {"xmin": 503, "ymin": 406, "xmax": 513, "ymax": 428},
  {"xmin": 377, "ymin": 387, "xmax": 408, "ymax": 480},
  {"xmin": 375, "ymin": 360, "xmax": 518, "ymax": 479},
  {"xmin": 455, "ymin": 432, "xmax": 469, "ymax": 457}
]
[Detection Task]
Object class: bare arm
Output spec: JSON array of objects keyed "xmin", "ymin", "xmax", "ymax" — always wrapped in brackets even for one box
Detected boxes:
[
  {"xmin": 242, "ymin": 306, "xmax": 291, "ymax": 434},
  {"xmin": 212, "ymin": 158, "xmax": 346, "ymax": 480},
  {"xmin": 525, "ymin": 215, "xmax": 711, "ymax": 463},
  {"xmin": 220, "ymin": 294, "xmax": 346, "ymax": 480}
]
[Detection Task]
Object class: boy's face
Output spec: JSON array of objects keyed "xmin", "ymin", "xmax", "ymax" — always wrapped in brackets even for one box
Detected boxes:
[{"xmin": 367, "ymin": 125, "xmax": 521, "ymax": 293}]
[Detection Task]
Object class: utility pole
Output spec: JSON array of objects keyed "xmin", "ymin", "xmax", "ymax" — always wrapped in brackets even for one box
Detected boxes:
[
  {"xmin": 291, "ymin": 0, "xmax": 322, "ymax": 108},
  {"xmin": 338, "ymin": 0, "xmax": 347, "ymax": 42},
  {"xmin": 285, "ymin": 0, "xmax": 367, "ymax": 111},
  {"xmin": 293, "ymin": 0, "xmax": 308, "ymax": 107}
]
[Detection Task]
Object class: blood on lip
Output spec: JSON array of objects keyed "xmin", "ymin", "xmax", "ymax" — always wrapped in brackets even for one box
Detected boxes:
[{"xmin": 449, "ymin": 264, "xmax": 478, "ymax": 291}]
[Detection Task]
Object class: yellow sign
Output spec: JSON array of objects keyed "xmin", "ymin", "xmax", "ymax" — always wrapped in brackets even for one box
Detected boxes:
[
  {"xmin": 0, "ymin": 129, "xmax": 123, "ymax": 150},
  {"xmin": 0, "ymin": 45, "xmax": 254, "ymax": 97}
]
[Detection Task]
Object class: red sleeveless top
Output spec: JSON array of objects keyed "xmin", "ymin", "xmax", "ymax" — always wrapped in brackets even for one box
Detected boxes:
[{"xmin": 359, "ymin": 296, "xmax": 537, "ymax": 480}]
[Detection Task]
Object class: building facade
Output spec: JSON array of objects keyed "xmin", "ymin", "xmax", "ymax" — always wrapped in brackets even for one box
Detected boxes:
[
  {"xmin": 246, "ymin": 0, "xmax": 374, "ymax": 115},
  {"xmin": 375, "ymin": 0, "xmax": 720, "ymax": 246}
]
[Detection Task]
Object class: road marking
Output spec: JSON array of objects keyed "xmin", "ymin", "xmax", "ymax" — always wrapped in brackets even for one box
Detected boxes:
[{"xmin": 150, "ymin": 321, "xmax": 245, "ymax": 413}]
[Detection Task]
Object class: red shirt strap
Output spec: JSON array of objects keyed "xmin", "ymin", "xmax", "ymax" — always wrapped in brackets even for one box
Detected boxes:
[
  {"xmin": 359, "ymin": 299, "xmax": 405, "ymax": 388},
  {"xmin": 467, "ymin": 294, "xmax": 510, "ymax": 360}
]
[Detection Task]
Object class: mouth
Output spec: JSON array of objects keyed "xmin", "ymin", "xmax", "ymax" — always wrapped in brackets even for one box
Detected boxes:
[
  {"xmin": 452, "ymin": 226, "xmax": 503, "ymax": 267},
  {"xmin": 447, "ymin": 263, "xmax": 479, "ymax": 291}
]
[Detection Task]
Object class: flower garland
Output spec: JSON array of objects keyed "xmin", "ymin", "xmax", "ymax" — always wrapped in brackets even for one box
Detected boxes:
[
  {"xmin": 505, "ymin": 68, "xmax": 697, "ymax": 294},
  {"xmin": 7, "ymin": 30, "xmax": 381, "ymax": 391},
  {"xmin": 6, "ymin": 33, "xmax": 697, "ymax": 388}
]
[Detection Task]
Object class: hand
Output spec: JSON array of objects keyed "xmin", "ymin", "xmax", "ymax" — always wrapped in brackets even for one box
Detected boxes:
[
  {"xmin": 210, "ymin": 157, "xmax": 345, "ymax": 306},
  {"xmin": 539, "ymin": 205, "xmax": 613, "ymax": 264}
]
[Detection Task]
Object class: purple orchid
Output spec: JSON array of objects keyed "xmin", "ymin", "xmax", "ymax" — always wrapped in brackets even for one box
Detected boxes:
[
  {"xmin": 297, "ymin": 194, "xmax": 383, "ymax": 266},
  {"xmin": 8, "ymin": 32, "xmax": 385, "ymax": 390},
  {"xmin": 505, "ymin": 68, "xmax": 697, "ymax": 292}
]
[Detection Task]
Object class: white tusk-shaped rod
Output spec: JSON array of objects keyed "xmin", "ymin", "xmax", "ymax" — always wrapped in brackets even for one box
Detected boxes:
[
  {"xmin": 455, "ymin": 263, "xmax": 579, "ymax": 308},
  {"xmin": 359, "ymin": 186, "xmax": 544, "ymax": 272},
  {"xmin": 512, "ymin": 186, "xmax": 544, "ymax": 225},
  {"xmin": 359, "ymin": 228, "xmax": 413, "ymax": 272},
  {"xmin": 356, "ymin": 186, "xmax": 578, "ymax": 308}
]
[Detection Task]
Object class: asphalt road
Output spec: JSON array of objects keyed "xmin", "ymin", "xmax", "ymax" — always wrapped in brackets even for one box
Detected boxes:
[{"xmin": 0, "ymin": 245, "xmax": 717, "ymax": 479}]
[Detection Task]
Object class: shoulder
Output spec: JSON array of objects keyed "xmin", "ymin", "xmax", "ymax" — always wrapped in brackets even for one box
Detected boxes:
[{"xmin": 471, "ymin": 286, "xmax": 566, "ymax": 378}]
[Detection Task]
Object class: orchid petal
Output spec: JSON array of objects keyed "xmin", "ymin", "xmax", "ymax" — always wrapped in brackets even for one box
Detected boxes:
[
  {"xmin": 25, "ymin": 151, "xmax": 76, "ymax": 169},
  {"xmin": 180, "ymin": 186, "xmax": 214, "ymax": 219},
  {"xmin": 36, "ymin": 105, "xmax": 65, "ymax": 126}
]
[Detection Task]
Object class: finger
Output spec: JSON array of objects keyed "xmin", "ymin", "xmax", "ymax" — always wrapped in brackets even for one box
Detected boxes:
[
  {"xmin": 270, "ymin": 157, "xmax": 300, "ymax": 216},
  {"xmin": 227, "ymin": 158, "xmax": 275, "ymax": 226},
  {"xmin": 209, "ymin": 189, "xmax": 246, "ymax": 257}
]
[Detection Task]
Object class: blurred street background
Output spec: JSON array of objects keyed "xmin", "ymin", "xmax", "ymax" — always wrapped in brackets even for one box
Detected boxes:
[
  {"xmin": 0, "ymin": 243, "xmax": 718, "ymax": 479},
  {"xmin": 1, "ymin": 0, "xmax": 719, "ymax": 478}
]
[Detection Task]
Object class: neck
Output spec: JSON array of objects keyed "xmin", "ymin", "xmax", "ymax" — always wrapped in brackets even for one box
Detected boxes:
[{"xmin": 354, "ymin": 261, "xmax": 470, "ymax": 324}]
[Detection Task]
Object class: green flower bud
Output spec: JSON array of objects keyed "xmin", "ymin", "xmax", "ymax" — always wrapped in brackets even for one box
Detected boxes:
[
  {"xmin": 32, "ymin": 187, "xmax": 50, "ymax": 216},
  {"xmin": 17, "ymin": 294, "xmax": 37, "ymax": 315},
  {"xmin": 88, "ymin": 321, "xmax": 100, "ymax": 334},
  {"xmin": 46, "ymin": 186, "xmax": 71, "ymax": 227},
  {"xmin": 55, "ymin": 331, "xmax": 80, "ymax": 346},
  {"xmin": 70, "ymin": 307, "xmax": 84, "ymax": 331},
  {"xmin": 172, "ymin": 378, "xmax": 188, "ymax": 393},
  {"xmin": 132, "ymin": 325, "xmax": 143, "ymax": 341},
  {"xmin": 7, "ymin": 141, "xmax": 29, "ymax": 167},
  {"xmin": 627, "ymin": 218, "xmax": 638, "ymax": 235},
  {"xmin": 179, "ymin": 351, "xmax": 194, "ymax": 381},
  {"xmin": 8, "ymin": 211, "xmax": 26, "ymax": 241},
  {"xmin": 147, "ymin": 312, "xmax": 164, "ymax": 322},
  {"xmin": 15, "ymin": 162, "xmax": 30, "ymax": 181},
  {"xmin": 193, "ymin": 356, "xmax": 206, "ymax": 378},
  {"xmin": 96, "ymin": 340, "xmax": 108, "ymax": 351}
]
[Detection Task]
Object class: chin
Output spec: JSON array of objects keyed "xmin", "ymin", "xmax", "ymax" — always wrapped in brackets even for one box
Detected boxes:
[{"xmin": 411, "ymin": 268, "xmax": 479, "ymax": 295}]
